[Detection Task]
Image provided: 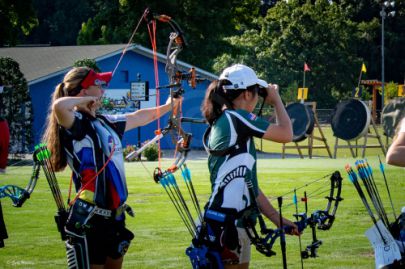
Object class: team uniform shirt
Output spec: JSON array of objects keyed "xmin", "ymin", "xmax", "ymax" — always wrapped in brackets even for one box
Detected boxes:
[
  {"xmin": 60, "ymin": 111, "xmax": 127, "ymax": 210},
  {"xmin": 206, "ymin": 109, "xmax": 270, "ymax": 214}
]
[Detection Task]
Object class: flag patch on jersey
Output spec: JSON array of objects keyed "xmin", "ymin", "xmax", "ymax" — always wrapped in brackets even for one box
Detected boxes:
[{"xmin": 248, "ymin": 113, "xmax": 257, "ymax": 121}]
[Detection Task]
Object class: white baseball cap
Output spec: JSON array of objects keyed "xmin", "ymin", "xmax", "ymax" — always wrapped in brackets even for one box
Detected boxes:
[{"xmin": 219, "ymin": 64, "xmax": 268, "ymax": 90}]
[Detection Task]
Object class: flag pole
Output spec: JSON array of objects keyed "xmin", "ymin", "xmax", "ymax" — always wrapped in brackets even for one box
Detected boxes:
[
  {"xmin": 357, "ymin": 67, "xmax": 363, "ymax": 90},
  {"xmin": 302, "ymin": 63, "xmax": 309, "ymax": 104}
]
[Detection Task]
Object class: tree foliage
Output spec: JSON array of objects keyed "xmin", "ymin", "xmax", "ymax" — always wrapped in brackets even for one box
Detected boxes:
[
  {"xmin": 4, "ymin": 0, "xmax": 405, "ymax": 106},
  {"xmin": 73, "ymin": 58, "xmax": 101, "ymax": 72},
  {"xmin": 75, "ymin": 0, "xmax": 262, "ymax": 70},
  {"xmin": 21, "ymin": 0, "xmax": 95, "ymax": 45},
  {"xmin": 0, "ymin": 0, "xmax": 38, "ymax": 46},
  {"xmin": 213, "ymin": 0, "xmax": 404, "ymax": 107},
  {"xmin": 0, "ymin": 58, "xmax": 34, "ymax": 153}
]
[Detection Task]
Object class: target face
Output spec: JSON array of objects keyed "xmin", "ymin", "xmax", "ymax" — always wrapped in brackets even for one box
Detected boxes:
[
  {"xmin": 331, "ymin": 99, "xmax": 370, "ymax": 141},
  {"xmin": 286, "ymin": 103, "xmax": 315, "ymax": 142}
]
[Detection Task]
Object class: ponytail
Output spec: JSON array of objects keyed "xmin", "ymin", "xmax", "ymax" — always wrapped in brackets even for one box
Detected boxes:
[
  {"xmin": 201, "ymin": 80, "xmax": 245, "ymax": 125},
  {"xmin": 42, "ymin": 67, "xmax": 89, "ymax": 171},
  {"xmin": 42, "ymin": 85, "xmax": 67, "ymax": 171}
]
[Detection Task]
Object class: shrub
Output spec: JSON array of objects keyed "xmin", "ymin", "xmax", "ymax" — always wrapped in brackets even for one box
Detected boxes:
[
  {"xmin": 123, "ymin": 144, "xmax": 138, "ymax": 162},
  {"xmin": 143, "ymin": 142, "xmax": 159, "ymax": 161}
]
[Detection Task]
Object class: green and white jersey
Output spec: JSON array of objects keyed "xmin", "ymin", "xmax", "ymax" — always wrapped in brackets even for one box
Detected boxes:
[{"xmin": 206, "ymin": 109, "xmax": 270, "ymax": 214}]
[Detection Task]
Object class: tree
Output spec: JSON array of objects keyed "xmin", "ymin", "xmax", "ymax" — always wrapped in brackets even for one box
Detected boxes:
[
  {"xmin": 214, "ymin": 0, "xmax": 365, "ymax": 107},
  {"xmin": 337, "ymin": 0, "xmax": 405, "ymax": 83},
  {"xmin": 73, "ymin": 58, "xmax": 101, "ymax": 72},
  {"xmin": 76, "ymin": 0, "xmax": 263, "ymax": 71},
  {"xmin": 0, "ymin": 58, "xmax": 34, "ymax": 153},
  {"xmin": 22, "ymin": 0, "xmax": 95, "ymax": 45},
  {"xmin": 0, "ymin": 0, "xmax": 38, "ymax": 45}
]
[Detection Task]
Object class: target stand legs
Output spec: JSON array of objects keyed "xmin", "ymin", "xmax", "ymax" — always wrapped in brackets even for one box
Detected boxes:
[
  {"xmin": 282, "ymin": 102, "xmax": 332, "ymax": 159},
  {"xmin": 333, "ymin": 112, "xmax": 386, "ymax": 158}
]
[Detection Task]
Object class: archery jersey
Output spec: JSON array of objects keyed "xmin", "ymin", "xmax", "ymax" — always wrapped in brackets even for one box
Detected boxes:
[
  {"xmin": 61, "ymin": 111, "xmax": 127, "ymax": 210},
  {"xmin": 206, "ymin": 109, "xmax": 270, "ymax": 214}
]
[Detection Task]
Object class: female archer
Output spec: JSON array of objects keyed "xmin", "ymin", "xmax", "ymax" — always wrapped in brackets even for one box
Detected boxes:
[
  {"xmin": 201, "ymin": 64, "xmax": 299, "ymax": 268},
  {"xmin": 43, "ymin": 66, "xmax": 180, "ymax": 269}
]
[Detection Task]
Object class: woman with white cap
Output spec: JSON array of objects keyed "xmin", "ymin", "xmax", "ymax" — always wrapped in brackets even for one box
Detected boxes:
[
  {"xmin": 43, "ymin": 66, "xmax": 181, "ymax": 269},
  {"xmin": 200, "ymin": 64, "xmax": 299, "ymax": 269}
]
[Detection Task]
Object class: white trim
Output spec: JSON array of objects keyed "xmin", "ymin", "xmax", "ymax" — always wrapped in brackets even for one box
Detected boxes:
[
  {"xmin": 226, "ymin": 110, "xmax": 266, "ymax": 134},
  {"xmin": 225, "ymin": 112, "xmax": 237, "ymax": 146}
]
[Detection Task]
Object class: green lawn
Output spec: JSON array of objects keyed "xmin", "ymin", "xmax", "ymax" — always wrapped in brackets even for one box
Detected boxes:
[
  {"xmin": 0, "ymin": 154, "xmax": 404, "ymax": 268},
  {"xmin": 255, "ymin": 125, "xmax": 390, "ymax": 158}
]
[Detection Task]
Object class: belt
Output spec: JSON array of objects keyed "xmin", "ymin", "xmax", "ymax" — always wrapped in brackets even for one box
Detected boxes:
[{"xmin": 94, "ymin": 204, "xmax": 135, "ymax": 218}]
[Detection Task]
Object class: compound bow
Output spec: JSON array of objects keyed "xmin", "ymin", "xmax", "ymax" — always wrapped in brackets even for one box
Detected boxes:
[
  {"xmin": 0, "ymin": 150, "xmax": 41, "ymax": 207},
  {"xmin": 125, "ymin": 10, "xmax": 205, "ymax": 174},
  {"xmin": 0, "ymin": 144, "xmax": 68, "ymax": 247},
  {"xmin": 242, "ymin": 171, "xmax": 343, "ymax": 261}
]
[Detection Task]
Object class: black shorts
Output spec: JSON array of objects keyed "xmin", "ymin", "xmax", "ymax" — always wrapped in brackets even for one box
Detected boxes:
[{"xmin": 86, "ymin": 216, "xmax": 134, "ymax": 265}]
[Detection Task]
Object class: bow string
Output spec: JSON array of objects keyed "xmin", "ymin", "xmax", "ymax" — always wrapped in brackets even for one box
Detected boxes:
[{"xmin": 244, "ymin": 171, "xmax": 344, "ymax": 261}]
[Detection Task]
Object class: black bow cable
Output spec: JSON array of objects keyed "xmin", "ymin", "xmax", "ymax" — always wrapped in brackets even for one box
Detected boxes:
[
  {"xmin": 270, "ymin": 173, "xmax": 332, "ymax": 203},
  {"xmin": 248, "ymin": 172, "xmax": 343, "ymax": 262},
  {"xmin": 378, "ymin": 155, "xmax": 397, "ymax": 220}
]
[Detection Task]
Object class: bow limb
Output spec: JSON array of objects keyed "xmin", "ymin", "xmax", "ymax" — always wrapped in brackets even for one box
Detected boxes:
[
  {"xmin": 0, "ymin": 160, "xmax": 40, "ymax": 207},
  {"xmin": 313, "ymin": 171, "xmax": 343, "ymax": 230},
  {"xmin": 246, "ymin": 171, "xmax": 344, "ymax": 260},
  {"xmin": 299, "ymin": 171, "xmax": 343, "ymax": 259}
]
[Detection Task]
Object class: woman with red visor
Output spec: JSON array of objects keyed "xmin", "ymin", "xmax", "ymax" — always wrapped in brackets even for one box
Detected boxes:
[{"xmin": 43, "ymin": 67, "xmax": 181, "ymax": 269}]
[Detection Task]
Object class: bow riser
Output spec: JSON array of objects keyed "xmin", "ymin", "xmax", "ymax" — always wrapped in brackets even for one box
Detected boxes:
[{"xmin": 245, "ymin": 171, "xmax": 343, "ymax": 261}]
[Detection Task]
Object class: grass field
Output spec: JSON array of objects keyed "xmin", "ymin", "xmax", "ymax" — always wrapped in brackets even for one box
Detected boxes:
[
  {"xmin": 254, "ymin": 125, "xmax": 390, "ymax": 158},
  {"xmin": 0, "ymin": 147, "xmax": 404, "ymax": 268}
]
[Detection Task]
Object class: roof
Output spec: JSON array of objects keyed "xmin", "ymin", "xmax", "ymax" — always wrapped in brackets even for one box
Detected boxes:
[{"xmin": 0, "ymin": 44, "xmax": 218, "ymax": 85}]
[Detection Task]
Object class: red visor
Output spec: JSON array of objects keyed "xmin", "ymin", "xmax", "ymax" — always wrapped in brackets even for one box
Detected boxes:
[{"xmin": 81, "ymin": 70, "xmax": 112, "ymax": 89}]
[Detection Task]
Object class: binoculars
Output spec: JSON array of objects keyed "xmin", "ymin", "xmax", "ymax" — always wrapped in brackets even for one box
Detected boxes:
[{"xmin": 258, "ymin": 87, "xmax": 267, "ymax": 99}]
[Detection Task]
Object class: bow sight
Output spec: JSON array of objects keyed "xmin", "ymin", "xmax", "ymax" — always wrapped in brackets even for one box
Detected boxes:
[{"xmin": 156, "ymin": 67, "xmax": 205, "ymax": 96}]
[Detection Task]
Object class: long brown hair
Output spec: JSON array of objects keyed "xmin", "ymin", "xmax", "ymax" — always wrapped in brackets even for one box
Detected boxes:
[
  {"xmin": 201, "ymin": 79, "xmax": 258, "ymax": 125},
  {"xmin": 42, "ymin": 67, "xmax": 90, "ymax": 171}
]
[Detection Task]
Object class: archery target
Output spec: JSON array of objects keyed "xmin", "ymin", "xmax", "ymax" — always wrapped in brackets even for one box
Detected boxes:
[
  {"xmin": 286, "ymin": 103, "xmax": 315, "ymax": 142},
  {"xmin": 382, "ymin": 98, "xmax": 405, "ymax": 138},
  {"xmin": 331, "ymin": 99, "xmax": 370, "ymax": 141}
]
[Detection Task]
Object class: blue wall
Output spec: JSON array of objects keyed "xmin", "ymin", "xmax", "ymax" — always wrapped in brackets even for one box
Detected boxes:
[{"xmin": 29, "ymin": 50, "xmax": 210, "ymax": 150}]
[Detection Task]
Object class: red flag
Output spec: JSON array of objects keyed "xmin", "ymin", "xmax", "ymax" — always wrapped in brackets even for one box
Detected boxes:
[{"xmin": 304, "ymin": 62, "xmax": 311, "ymax": 72}]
